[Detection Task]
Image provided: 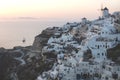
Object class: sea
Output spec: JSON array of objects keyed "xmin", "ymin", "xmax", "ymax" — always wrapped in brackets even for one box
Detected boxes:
[{"xmin": 0, "ymin": 20, "xmax": 66, "ymax": 49}]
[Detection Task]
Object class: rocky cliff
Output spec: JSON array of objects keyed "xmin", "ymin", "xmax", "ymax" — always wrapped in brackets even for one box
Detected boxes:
[
  {"xmin": 107, "ymin": 44, "xmax": 120, "ymax": 64},
  {"xmin": 33, "ymin": 27, "xmax": 59, "ymax": 50},
  {"xmin": 0, "ymin": 27, "xmax": 59, "ymax": 80}
]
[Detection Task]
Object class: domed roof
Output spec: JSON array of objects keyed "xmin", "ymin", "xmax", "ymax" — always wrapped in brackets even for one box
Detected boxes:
[{"xmin": 104, "ymin": 7, "xmax": 108, "ymax": 10}]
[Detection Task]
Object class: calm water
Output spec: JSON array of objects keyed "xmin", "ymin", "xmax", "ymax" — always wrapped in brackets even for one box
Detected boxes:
[{"xmin": 0, "ymin": 20, "xmax": 65, "ymax": 49}]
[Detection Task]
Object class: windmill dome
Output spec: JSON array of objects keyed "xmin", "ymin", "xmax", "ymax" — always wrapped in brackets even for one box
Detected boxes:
[{"xmin": 104, "ymin": 7, "xmax": 108, "ymax": 10}]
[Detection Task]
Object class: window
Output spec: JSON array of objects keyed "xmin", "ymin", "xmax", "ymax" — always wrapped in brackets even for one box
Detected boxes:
[
  {"xmin": 109, "ymin": 68, "xmax": 111, "ymax": 71},
  {"xmin": 118, "ymin": 68, "xmax": 120, "ymax": 71},
  {"xmin": 106, "ymin": 45, "xmax": 107, "ymax": 48},
  {"xmin": 67, "ymin": 71, "xmax": 69, "ymax": 74},
  {"xmin": 97, "ymin": 53, "xmax": 100, "ymax": 58},
  {"xmin": 103, "ymin": 45, "xmax": 105, "ymax": 47},
  {"xmin": 64, "ymin": 69, "xmax": 67, "ymax": 71},
  {"xmin": 102, "ymin": 53, "xmax": 104, "ymax": 56},
  {"xmin": 83, "ymin": 64, "xmax": 85, "ymax": 66},
  {"xmin": 98, "ymin": 45, "xmax": 99, "ymax": 49},
  {"xmin": 95, "ymin": 45, "xmax": 97, "ymax": 47},
  {"xmin": 90, "ymin": 70, "xmax": 92, "ymax": 72}
]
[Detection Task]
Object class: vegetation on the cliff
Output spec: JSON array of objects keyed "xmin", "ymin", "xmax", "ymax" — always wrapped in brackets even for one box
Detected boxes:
[
  {"xmin": 107, "ymin": 44, "xmax": 120, "ymax": 64},
  {"xmin": 83, "ymin": 49, "xmax": 92, "ymax": 61}
]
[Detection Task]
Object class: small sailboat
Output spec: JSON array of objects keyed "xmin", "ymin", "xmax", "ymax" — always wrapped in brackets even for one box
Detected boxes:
[{"xmin": 22, "ymin": 38, "xmax": 26, "ymax": 43}]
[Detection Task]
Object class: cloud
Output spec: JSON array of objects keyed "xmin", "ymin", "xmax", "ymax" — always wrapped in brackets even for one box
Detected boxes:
[{"xmin": 17, "ymin": 17, "xmax": 38, "ymax": 20}]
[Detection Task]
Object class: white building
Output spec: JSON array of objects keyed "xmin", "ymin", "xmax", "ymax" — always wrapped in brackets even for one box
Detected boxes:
[
  {"xmin": 102, "ymin": 7, "xmax": 110, "ymax": 18},
  {"xmin": 37, "ymin": 7, "xmax": 120, "ymax": 80}
]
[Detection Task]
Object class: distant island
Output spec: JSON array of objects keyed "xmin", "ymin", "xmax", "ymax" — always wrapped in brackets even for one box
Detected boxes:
[{"xmin": 0, "ymin": 7, "xmax": 120, "ymax": 80}]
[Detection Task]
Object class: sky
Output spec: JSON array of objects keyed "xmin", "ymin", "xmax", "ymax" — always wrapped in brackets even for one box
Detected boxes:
[{"xmin": 0, "ymin": 0, "xmax": 120, "ymax": 21}]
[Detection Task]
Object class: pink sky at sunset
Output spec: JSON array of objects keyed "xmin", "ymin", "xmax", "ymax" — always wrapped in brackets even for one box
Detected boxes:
[{"xmin": 0, "ymin": 0, "xmax": 120, "ymax": 20}]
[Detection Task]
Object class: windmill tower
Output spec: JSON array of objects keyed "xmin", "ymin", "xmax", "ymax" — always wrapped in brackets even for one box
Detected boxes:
[
  {"xmin": 102, "ymin": 7, "xmax": 109, "ymax": 18},
  {"xmin": 98, "ymin": 4, "xmax": 109, "ymax": 18}
]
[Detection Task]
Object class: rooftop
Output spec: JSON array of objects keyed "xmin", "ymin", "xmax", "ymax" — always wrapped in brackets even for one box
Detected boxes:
[{"xmin": 104, "ymin": 7, "xmax": 108, "ymax": 10}]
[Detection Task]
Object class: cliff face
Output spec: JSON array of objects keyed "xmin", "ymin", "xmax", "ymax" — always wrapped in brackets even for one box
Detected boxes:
[
  {"xmin": 107, "ymin": 44, "xmax": 120, "ymax": 64},
  {"xmin": 0, "ymin": 27, "xmax": 60, "ymax": 80},
  {"xmin": 33, "ymin": 27, "xmax": 58, "ymax": 50},
  {"xmin": 0, "ymin": 50, "xmax": 17, "ymax": 80},
  {"xmin": 0, "ymin": 46, "xmax": 56, "ymax": 80}
]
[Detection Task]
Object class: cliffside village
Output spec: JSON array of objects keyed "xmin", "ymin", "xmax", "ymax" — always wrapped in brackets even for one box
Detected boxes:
[{"xmin": 37, "ymin": 7, "xmax": 120, "ymax": 80}]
